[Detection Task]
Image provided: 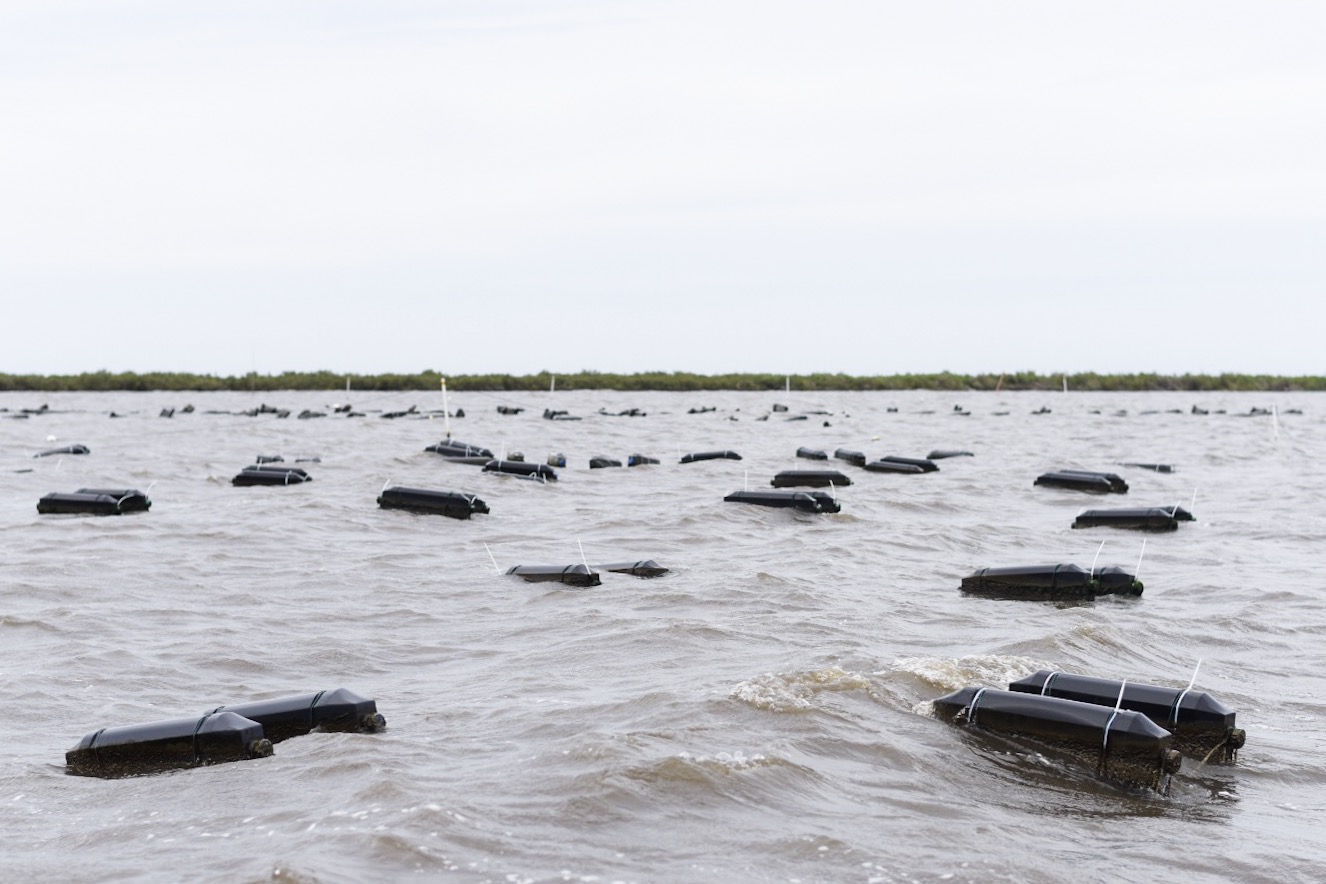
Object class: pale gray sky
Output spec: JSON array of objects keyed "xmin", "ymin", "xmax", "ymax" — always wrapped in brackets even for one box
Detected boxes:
[{"xmin": 2, "ymin": 1, "xmax": 1322, "ymax": 377}]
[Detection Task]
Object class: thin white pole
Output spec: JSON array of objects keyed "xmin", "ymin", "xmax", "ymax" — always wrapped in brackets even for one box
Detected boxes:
[{"xmin": 441, "ymin": 377, "xmax": 452, "ymax": 440}]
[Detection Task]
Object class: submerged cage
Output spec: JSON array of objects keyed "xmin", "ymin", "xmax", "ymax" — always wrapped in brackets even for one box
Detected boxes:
[
  {"xmin": 680, "ymin": 450, "xmax": 742, "ymax": 463},
  {"xmin": 66, "ymin": 712, "xmax": 273, "ymax": 778},
  {"xmin": 209, "ymin": 688, "xmax": 386, "ymax": 743},
  {"xmin": 232, "ymin": 465, "xmax": 312, "ymax": 486},
  {"xmin": 1008, "ymin": 670, "xmax": 1243, "ymax": 763},
  {"xmin": 960, "ymin": 563, "xmax": 1143, "ymax": 601},
  {"xmin": 484, "ymin": 460, "xmax": 558, "ymax": 481},
  {"xmin": 724, "ymin": 490, "xmax": 841, "ymax": 513},
  {"xmin": 932, "ymin": 686, "xmax": 1180, "ymax": 792},
  {"xmin": 1035, "ymin": 470, "xmax": 1128, "ymax": 493},
  {"xmin": 377, "ymin": 486, "xmax": 488, "ymax": 519},
  {"xmin": 770, "ymin": 470, "xmax": 851, "ymax": 488},
  {"xmin": 506, "ymin": 564, "xmax": 601, "ymax": 587},
  {"xmin": 37, "ymin": 492, "xmax": 125, "ymax": 516},
  {"xmin": 1073, "ymin": 507, "xmax": 1192, "ymax": 532}
]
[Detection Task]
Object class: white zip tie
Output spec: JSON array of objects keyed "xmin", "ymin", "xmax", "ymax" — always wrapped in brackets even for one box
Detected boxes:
[
  {"xmin": 1102, "ymin": 679, "xmax": 1127, "ymax": 753},
  {"xmin": 1089, "ymin": 540, "xmax": 1105, "ymax": 579},
  {"xmin": 967, "ymin": 687, "xmax": 988, "ymax": 726},
  {"xmin": 1171, "ymin": 659, "xmax": 1203, "ymax": 724},
  {"xmin": 1040, "ymin": 671, "xmax": 1059, "ymax": 696}
]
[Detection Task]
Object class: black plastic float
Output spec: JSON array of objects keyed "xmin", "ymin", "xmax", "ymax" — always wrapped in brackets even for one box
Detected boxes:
[
  {"xmin": 593, "ymin": 560, "xmax": 669, "ymax": 578},
  {"xmin": 78, "ymin": 488, "xmax": 151, "ymax": 512},
  {"xmin": 37, "ymin": 492, "xmax": 122, "ymax": 516},
  {"xmin": 255, "ymin": 454, "xmax": 284, "ymax": 464},
  {"xmin": 1008, "ymin": 671, "xmax": 1244, "ymax": 763},
  {"xmin": 863, "ymin": 455, "xmax": 939, "ymax": 473},
  {"xmin": 770, "ymin": 470, "xmax": 852, "ymax": 488},
  {"xmin": 484, "ymin": 460, "xmax": 557, "ymax": 481},
  {"xmin": 589, "ymin": 456, "xmax": 623, "ymax": 469},
  {"xmin": 863, "ymin": 459, "xmax": 921, "ymax": 474},
  {"xmin": 1073, "ymin": 507, "xmax": 1193, "ymax": 532},
  {"xmin": 723, "ymin": 490, "xmax": 841, "ymax": 513},
  {"xmin": 834, "ymin": 448, "xmax": 867, "ymax": 467},
  {"xmin": 881, "ymin": 455, "xmax": 938, "ymax": 472},
  {"xmin": 427, "ymin": 453, "xmax": 491, "ymax": 464},
  {"xmin": 927, "ymin": 449, "xmax": 974, "ymax": 460},
  {"xmin": 66, "ymin": 711, "xmax": 273, "ymax": 778},
  {"xmin": 680, "ymin": 450, "xmax": 741, "ymax": 463},
  {"xmin": 209, "ymin": 688, "xmax": 386, "ymax": 743},
  {"xmin": 960, "ymin": 563, "xmax": 1142, "ymax": 601},
  {"xmin": 232, "ymin": 465, "xmax": 312, "ymax": 486},
  {"xmin": 931, "ymin": 687, "xmax": 1180, "ymax": 792},
  {"xmin": 1122, "ymin": 463, "xmax": 1176, "ymax": 473},
  {"xmin": 1062, "ymin": 469, "xmax": 1128, "ymax": 492},
  {"xmin": 425, "ymin": 440, "xmax": 494, "ymax": 462},
  {"xmin": 496, "ymin": 406, "xmax": 524, "ymax": 415},
  {"xmin": 506, "ymin": 564, "xmax": 600, "ymax": 587},
  {"xmin": 35, "ymin": 444, "xmax": 90, "ymax": 458},
  {"xmin": 796, "ymin": 447, "xmax": 828, "ymax": 460},
  {"xmin": 377, "ymin": 486, "xmax": 489, "ymax": 519},
  {"xmin": 627, "ymin": 454, "xmax": 659, "ymax": 466},
  {"xmin": 1035, "ymin": 470, "xmax": 1128, "ymax": 493}
]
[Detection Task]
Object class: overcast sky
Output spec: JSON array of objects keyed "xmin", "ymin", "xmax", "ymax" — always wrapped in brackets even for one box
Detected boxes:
[{"xmin": 2, "ymin": 1, "xmax": 1322, "ymax": 377}]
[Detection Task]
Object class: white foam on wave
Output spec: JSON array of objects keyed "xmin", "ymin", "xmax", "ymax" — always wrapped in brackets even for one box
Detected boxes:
[
  {"xmin": 889, "ymin": 654, "xmax": 1054, "ymax": 716},
  {"xmin": 730, "ymin": 665, "xmax": 874, "ymax": 713},
  {"xmin": 675, "ymin": 750, "xmax": 772, "ymax": 773}
]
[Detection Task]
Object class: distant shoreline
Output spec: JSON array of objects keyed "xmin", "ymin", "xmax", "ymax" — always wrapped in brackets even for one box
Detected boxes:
[{"xmin": 1, "ymin": 371, "xmax": 1322, "ymax": 393}]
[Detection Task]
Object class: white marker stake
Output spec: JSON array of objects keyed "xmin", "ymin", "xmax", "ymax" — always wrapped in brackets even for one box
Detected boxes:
[
  {"xmin": 484, "ymin": 543, "xmax": 501, "ymax": 573},
  {"xmin": 1135, "ymin": 538, "xmax": 1147, "ymax": 582},
  {"xmin": 441, "ymin": 378, "xmax": 452, "ymax": 440}
]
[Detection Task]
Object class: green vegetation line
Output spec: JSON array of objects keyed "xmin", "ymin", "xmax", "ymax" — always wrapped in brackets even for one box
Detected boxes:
[{"xmin": 0, "ymin": 370, "xmax": 1321, "ymax": 392}]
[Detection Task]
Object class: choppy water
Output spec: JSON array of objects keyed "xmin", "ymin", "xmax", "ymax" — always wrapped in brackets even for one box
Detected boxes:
[{"xmin": 2, "ymin": 389, "xmax": 1324, "ymax": 883}]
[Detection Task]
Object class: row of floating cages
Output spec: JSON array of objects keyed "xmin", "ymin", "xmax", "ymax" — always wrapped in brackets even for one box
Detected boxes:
[
  {"xmin": 931, "ymin": 668, "xmax": 1244, "ymax": 794},
  {"xmin": 941, "ymin": 453, "xmax": 1211, "ymax": 791},
  {"xmin": 37, "ymin": 488, "xmax": 152, "ymax": 515},
  {"xmin": 66, "ymin": 688, "xmax": 384, "ymax": 778}
]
